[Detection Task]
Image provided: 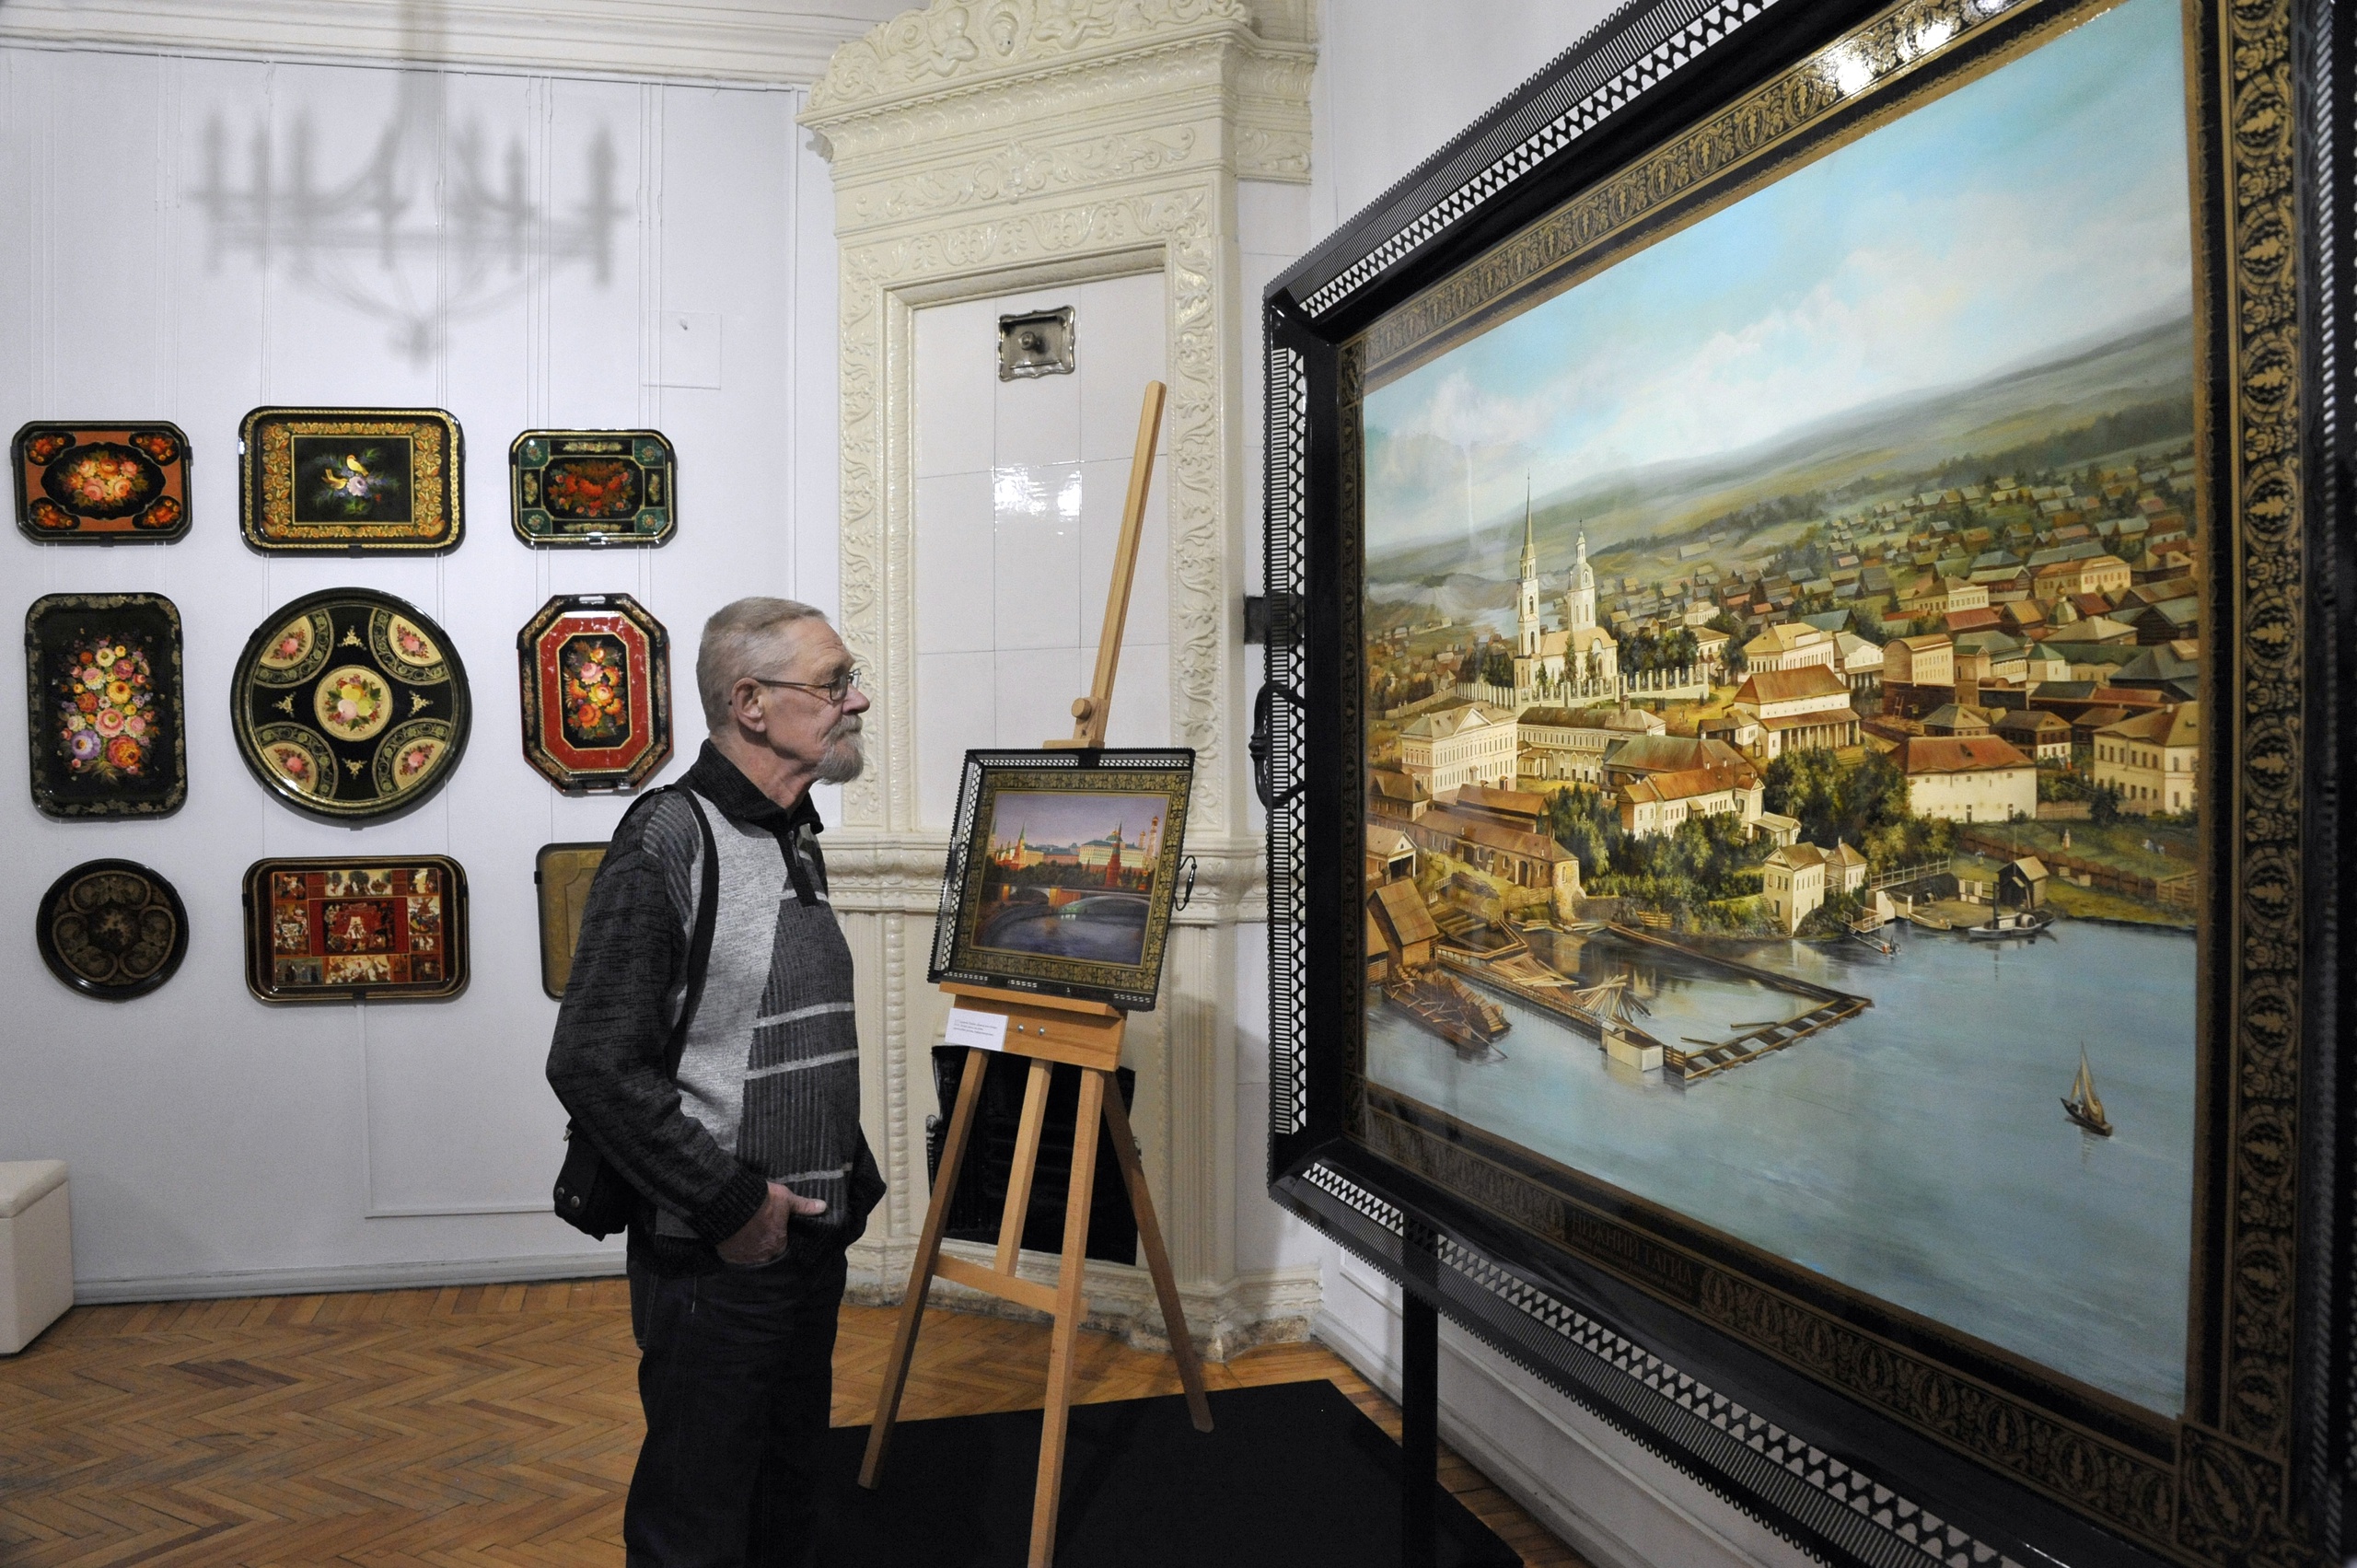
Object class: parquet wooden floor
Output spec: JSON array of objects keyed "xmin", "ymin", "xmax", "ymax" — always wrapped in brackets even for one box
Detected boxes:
[{"xmin": 0, "ymin": 1280, "xmax": 1589, "ymax": 1567}]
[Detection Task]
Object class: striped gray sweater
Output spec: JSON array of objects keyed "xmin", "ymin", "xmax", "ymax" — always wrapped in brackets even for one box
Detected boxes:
[{"xmin": 547, "ymin": 742, "xmax": 884, "ymax": 1273}]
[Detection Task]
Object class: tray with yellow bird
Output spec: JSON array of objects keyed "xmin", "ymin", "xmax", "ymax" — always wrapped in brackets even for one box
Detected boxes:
[{"xmin": 238, "ymin": 406, "xmax": 462, "ymax": 552}]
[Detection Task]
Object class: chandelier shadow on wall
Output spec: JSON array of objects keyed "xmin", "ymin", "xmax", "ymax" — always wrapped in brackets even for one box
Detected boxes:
[{"xmin": 192, "ymin": 3, "xmax": 625, "ymax": 365}]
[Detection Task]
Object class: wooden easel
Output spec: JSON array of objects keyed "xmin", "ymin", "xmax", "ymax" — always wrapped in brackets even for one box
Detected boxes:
[{"xmin": 861, "ymin": 382, "xmax": 1209, "ymax": 1568}]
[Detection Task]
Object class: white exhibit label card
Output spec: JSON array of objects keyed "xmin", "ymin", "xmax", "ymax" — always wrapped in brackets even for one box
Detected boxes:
[{"xmin": 944, "ymin": 1006, "xmax": 1010, "ymax": 1051}]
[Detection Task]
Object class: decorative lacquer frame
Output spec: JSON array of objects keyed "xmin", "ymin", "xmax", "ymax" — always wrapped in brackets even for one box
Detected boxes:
[
  {"xmin": 239, "ymin": 855, "xmax": 470, "ymax": 1003},
  {"xmin": 514, "ymin": 593, "xmax": 673, "ymax": 792},
  {"xmin": 228, "ymin": 587, "xmax": 472, "ymax": 821},
  {"xmin": 24, "ymin": 592, "xmax": 188, "ymax": 818},
  {"xmin": 509, "ymin": 429, "xmax": 676, "ymax": 545},
  {"xmin": 930, "ymin": 749, "xmax": 1195, "ymax": 1013},
  {"xmin": 238, "ymin": 407, "xmax": 461, "ymax": 552},
  {"xmin": 13, "ymin": 423, "xmax": 192, "ymax": 542},
  {"xmin": 1260, "ymin": 0, "xmax": 2354, "ymax": 1564}
]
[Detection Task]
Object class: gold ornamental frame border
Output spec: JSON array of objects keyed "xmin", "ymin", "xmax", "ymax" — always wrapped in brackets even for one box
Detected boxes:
[
  {"xmin": 942, "ymin": 762, "xmax": 1196, "ymax": 1006},
  {"xmin": 1329, "ymin": 0, "xmax": 2309, "ymax": 1559},
  {"xmin": 239, "ymin": 407, "xmax": 461, "ymax": 552}
]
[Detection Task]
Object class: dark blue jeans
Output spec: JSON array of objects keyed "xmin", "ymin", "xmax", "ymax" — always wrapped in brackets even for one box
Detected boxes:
[{"xmin": 624, "ymin": 1251, "xmax": 847, "ymax": 1568}]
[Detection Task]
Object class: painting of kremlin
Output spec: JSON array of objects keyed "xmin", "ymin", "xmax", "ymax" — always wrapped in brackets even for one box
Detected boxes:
[
  {"xmin": 973, "ymin": 791, "xmax": 1168, "ymax": 968},
  {"xmin": 1357, "ymin": 0, "xmax": 2200, "ymax": 1416}
]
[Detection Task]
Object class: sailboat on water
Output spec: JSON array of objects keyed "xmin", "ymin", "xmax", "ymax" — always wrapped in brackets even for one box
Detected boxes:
[{"xmin": 2061, "ymin": 1046, "xmax": 2114, "ymax": 1137}]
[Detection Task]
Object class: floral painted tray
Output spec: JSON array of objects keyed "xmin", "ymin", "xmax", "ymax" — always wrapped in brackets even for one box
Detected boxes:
[
  {"xmin": 230, "ymin": 587, "xmax": 470, "ymax": 820},
  {"xmin": 509, "ymin": 430, "xmax": 674, "ymax": 545},
  {"xmin": 24, "ymin": 593, "xmax": 187, "ymax": 818},
  {"xmin": 516, "ymin": 593, "xmax": 671, "ymax": 791},
  {"xmin": 13, "ymin": 424, "xmax": 192, "ymax": 542},
  {"xmin": 241, "ymin": 856, "xmax": 468, "ymax": 1002}
]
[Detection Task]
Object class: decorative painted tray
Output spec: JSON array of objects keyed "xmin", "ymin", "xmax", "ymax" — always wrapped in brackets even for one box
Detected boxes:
[
  {"xmin": 510, "ymin": 429, "xmax": 674, "ymax": 545},
  {"xmin": 35, "ymin": 859, "xmax": 189, "ymax": 1000},
  {"xmin": 242, "ymin": 856, "xmax": 469, "ymax": 1002},
  {"xmin": 535, "ymin": 842, "xmax": 608, "ymax": 999},
  {"xmin": 13, "ymin": 424, "xmax": 192, "ymax": 542},
  {"xmin": 239, "ymin": 407, "xmax": 461, "ymax": 552},
  {"xmin": 25, "ymin": 593, "xmax": 188, "ymax": 818},
  {"xmin": 230, "ymin": 587, "xmax": 471, "ymax": 820},
  {"xmin": 516, "ymin": 593, "xmax": 672, "ymax": 791}
]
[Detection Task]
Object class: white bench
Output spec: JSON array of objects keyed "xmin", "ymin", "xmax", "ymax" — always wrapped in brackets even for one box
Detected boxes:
[{"xmin": 0, "ymin": 1161, "xmax": 73, "ymax": 1353}]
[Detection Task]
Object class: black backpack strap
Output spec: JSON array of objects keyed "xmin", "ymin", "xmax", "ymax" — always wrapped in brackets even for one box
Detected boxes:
[
  {"xmin": 665, "ymin": 789, "xmax": 721, "ymax": 1077},
  {"xmin": 602, "ymin": 784, "xmax": 722, "ymax": 1077}
]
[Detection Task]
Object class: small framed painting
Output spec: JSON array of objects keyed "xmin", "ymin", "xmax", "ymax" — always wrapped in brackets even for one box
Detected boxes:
[
  {"xmin": 35, "ymin": 859, "xmax": 189, "ymax": 1000},
  {"xmin": 229, "ymin": 587, "xmax": 471, "ymax": 821},
  {"xmin": 25, "ymin": 593, "xmax": 187, "ymax": 818},
  {"xmin": 241, "ymin": 855, "xmax": 469, "ymax": 1002},
  {"xmin": 929, "ymin": 749, "xmax": 1193, "ymax": 1012},
  {"xmin": 516, "ymin": 593, "xmax": 672, "ymax": 792},
  {"xmin": 13, "ymin": 424, "xmax": 192, "ymax": 542},
  {"xmin": 510, "ymin": 429, "xmax": 676, "ymax": 545},
  {"xmin": 238, "ymin": 407, "xmax": 461, "ymax": 552},
  {"xmin": 535, "ymin": 842, "xmax": 608, "ymax": 999}
]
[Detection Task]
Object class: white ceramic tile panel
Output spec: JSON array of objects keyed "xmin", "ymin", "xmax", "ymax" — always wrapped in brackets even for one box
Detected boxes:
[
  {"xmin": 1075, "ymin": 273, "xmax": 1169, "ymax": 462},
  {"xmin": 1100, "ymin": 640, "xmax": 1170, "ymax": 749},
  {"xmin": 913, "ymin": 298, "xmax": 996, "ymax": 479},
  {"xmin": 994, "ymin": 645, "xmax": 1087, "ymax": 749},
  {"xmin": 913, "ymin": 470, "xmax": 997, "ymax": 654},
  {"xmin": 993, "ymin": 356, "xmax": 1082, "ymax": 468},
  {"xmin": 911, "ymin": 268, "xmax": 1175, "ymax": 830},
  {"xmin": 916, "ymin": 651, "xmax": 998, "ymax": 828},
  {"xmin": 1078, "ymin": 453, "xmax": 1168, "ymax": 649},
  {"xmin": 993, "ymin": 462, "xmax": 1084, "ymax": 651}
]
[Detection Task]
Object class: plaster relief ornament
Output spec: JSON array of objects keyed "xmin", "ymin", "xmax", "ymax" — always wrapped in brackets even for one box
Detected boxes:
[
  {"xmin": 13, "ymin": 424, "xmax": 192, "ymax": 542},
  {"xmin": 230, "ymin": 587, "xmax": 470, "ymax": 821}
]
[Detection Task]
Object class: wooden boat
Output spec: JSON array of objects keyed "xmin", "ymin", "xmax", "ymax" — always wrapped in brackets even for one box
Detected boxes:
[
  {"xmin": 2061, "ymin": 1047, "xmax": 2113, "ymax": 1136},
  {"xmin": 1965, "ymin": 907, "xmax": 2053, "ymax": 941},
  {"xmin": 1385, "ymin": 970, "xmax": 1509, "ymax": 1059}
]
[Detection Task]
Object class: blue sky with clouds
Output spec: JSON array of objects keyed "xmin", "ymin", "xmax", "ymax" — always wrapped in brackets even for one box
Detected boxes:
[{"xmin": 1364, "ymin": 0, "xmax": 2193, "ymax": 548}]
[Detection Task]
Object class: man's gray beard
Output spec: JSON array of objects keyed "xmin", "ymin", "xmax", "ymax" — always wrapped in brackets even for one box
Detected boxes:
[{"xmin": 816, "ymin": 715, "xmax": 865, "ymax": 784}]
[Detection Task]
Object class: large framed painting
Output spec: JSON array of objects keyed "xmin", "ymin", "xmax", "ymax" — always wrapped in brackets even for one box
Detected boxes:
[
  {"xmin": 35, "ymin": 860, "xmax": 189, "ymax": 1001},
  {"xmin": 13, "ymin": 423, "xmax": 191, "ymax": 542},
  {"xmin": 929, "ymin": 749, "xmax": 1193, "ymax": 1012},
  {"xmin": 25, "ymin": 592, "xmax": 187, "ymax": 818},
  {"xmin": 229, "ymin": 587, "xmax": 470, "ymax": 821},
  {"xmin": 241, "ymin": 856, "xmax": 469, "ymax": 1003},
  {"xmin": 238, "ymin": 407, "xmax": 461, "ymax": 552},
  {"xmin": 509, "ymin": 429, "xmax": 676, "ymax": 545},
  {"xmin": 516, "ymin": 593, "xmax": 673, "ymax": 791},
  {"xmin": 1260, "ymin": 0, "xmax": 2353, "ymax": 1565}
]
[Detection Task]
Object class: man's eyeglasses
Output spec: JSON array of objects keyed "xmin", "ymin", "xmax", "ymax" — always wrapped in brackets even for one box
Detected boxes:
[{"xmin": 749, "ymin": 668, "xmax": 863, "ymax": 704}]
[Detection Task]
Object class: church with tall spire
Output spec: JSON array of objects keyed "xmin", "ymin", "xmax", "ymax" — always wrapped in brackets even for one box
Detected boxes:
[{"xmin": 1508, "ymin": 482, "xmax": 1619, "ymax": 702}]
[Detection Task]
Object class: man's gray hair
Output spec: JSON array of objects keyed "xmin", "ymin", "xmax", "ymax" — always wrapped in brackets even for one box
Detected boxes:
[{"xmin": 697, "ymin": 597, "xmax": 830, "ymax": 730}]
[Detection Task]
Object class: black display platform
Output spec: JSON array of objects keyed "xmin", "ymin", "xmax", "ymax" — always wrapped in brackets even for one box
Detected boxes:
[{"xmin": 819, "ymin": 1379, "xmax": 1521, "ymax": 1567}]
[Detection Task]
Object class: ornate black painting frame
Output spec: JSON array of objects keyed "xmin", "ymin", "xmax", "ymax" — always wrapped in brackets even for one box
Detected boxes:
[
  {"xmin": 929, "ymin": 749, "xmax": 1195, "ymax": 1013},
  {"xmin": 1260, "ymin": 0, "xmax": 2354, "ymax": 1563}
]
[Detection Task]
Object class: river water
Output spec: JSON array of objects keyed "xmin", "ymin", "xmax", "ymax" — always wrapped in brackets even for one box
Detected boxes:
[{"xmin": 1366, "ymin": 919, "xmax": 2196, "ymax": 1413}]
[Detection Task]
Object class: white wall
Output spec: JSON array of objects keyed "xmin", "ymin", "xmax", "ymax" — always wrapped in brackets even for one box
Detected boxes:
[
  {"xmin": 1252, "ymin": 4, "xmax": 1817, "ymax": 1562},
  {"xmin": 0, "ymin": 46, "xmax": 841, "ymax": 1297}
]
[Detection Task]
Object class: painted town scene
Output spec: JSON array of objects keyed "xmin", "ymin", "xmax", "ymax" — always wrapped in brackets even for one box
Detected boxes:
[
  {"xmin": 973, "ymin": 790, "xmax": 1169, "ymax": 967},
  {"xmin": 1359, "ymin": 0, "xmax": 2198, "ymax": 1414}
]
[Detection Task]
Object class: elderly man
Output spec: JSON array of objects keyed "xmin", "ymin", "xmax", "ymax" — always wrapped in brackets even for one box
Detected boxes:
[{"xmin": 549, "ymin": 597, "xmax": 884, "ymax": 1568}]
